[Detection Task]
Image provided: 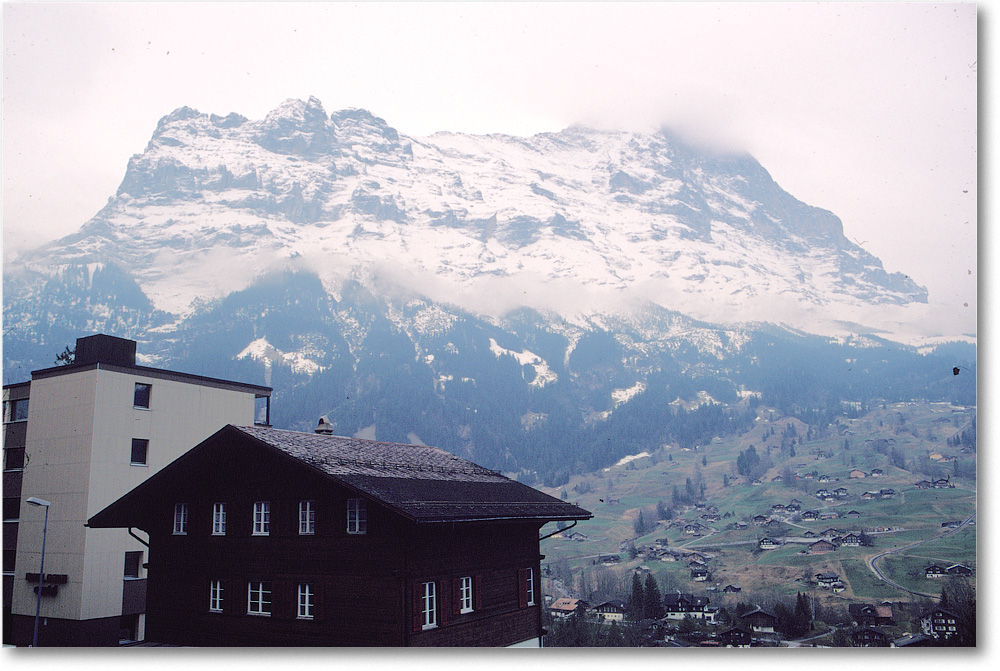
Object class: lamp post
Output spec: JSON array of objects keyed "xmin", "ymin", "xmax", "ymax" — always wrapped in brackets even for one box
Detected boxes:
[{"xmin": 26, "ymin": 497, "xmax": 51, "ymax": 648}]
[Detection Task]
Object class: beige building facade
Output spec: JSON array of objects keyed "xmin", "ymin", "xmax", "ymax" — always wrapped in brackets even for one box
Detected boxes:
[{"xmin": 3, "ymin": 334, "xmax": 270, "ymax": 646}]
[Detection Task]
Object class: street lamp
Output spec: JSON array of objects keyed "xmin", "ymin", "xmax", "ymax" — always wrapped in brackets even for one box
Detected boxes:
[{"xmin": 26, "ymin": 497, "xmax": 50, "ymax": 648}]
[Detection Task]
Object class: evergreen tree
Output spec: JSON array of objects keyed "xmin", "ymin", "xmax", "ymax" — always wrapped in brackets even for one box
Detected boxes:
[
  {"xmin": 627, "ymin": 573, "xmax": 644, "ymax": 621},
  {"xmin": 643, "ymin": 573, "xmax": 664, "ymax": 619}
]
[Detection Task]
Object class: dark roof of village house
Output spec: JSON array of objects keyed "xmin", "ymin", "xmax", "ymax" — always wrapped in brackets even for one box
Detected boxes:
[{"xmin": 89, "ymin": 424, "xmax": 591, "ymax": 528}]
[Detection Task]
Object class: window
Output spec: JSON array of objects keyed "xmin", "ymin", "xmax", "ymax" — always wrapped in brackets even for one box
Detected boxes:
[
  {"xmin": 421, "ymin": 581, "xmax": 437, "ymax": 629},
  {"xmin": 212, "ymin": 503, "xmax": 227, "ymax": 535},
  {"xmin": 297, "ymin": 583, "xmax": 314, "ymax": 619},
  {"xmin": 299, "ymin": 500, "xmax": 315, "ymax": 535},
  {"xmin": 3, "ymin": 447, "xmax": 25, "ymax": 471},
  {"xmin": 518, "ymin": 567, "xmax": 535, "ymax": 608},
  {"xmin": 347, "ymin": 498, "xmax": 366, "ymax": 534},
  {"xmin": 209, "ymin": 580, "xmax": 224, "ymax": 612},
  {"xmin": 130, "ymin": 438, "xmax": 149, "ymax": 465},
  {"xmin": 459, "ymin": 576, "xmax": 474, "ymax": 614},
  {"xmin": 133, "ymin": 383, "xmax": 151, "ymax": 409},
  {"xmin": 3, "ymin": 398, "xmax": 29, "ymax": 423},
  {"xmin": 173, "ymin": 503, "xmax": 188, "ymax": 535},
  {"xmin": 3, "ymin": 497, "xmax": 20, "ymax": 521},
  {"xmin": 252, "ymin": 501, "xmax": 270, "ymax": 535},
  {"xmin": 123, "ymin": 551, "xmax": 143, "ymax": 579},
  {"xmin": 247, "ymin": 581, "xmax": 272, "ymax": 616}
]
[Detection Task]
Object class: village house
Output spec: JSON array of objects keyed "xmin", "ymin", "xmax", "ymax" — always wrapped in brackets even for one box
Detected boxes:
[
  {"xmin": 849, "ymin": 469, "xmax": 867, "ymax": 479},
  {"xmin": 834, "ymin": 487, "xmax": 850, "ymax": 498},
  {"xmin": 752, "ymin": 515, "xmax": 769, "ymax": 526},
  {"xmin": 740, "ymin": 608, "xmax": 777, "ymax": 634},
  {"xmin": 87, "ymin": 423, "xmax": 591, "ymax": 646},
  {"xmin": 850, "ymin": 627, "xmax": 891, "ymax": 647},
  {"xmin": 947, "ymin": 564, "xmax": 973, "ymax": 576},
  {"xmin": 758, "ymin": 538, "xmax": 780, "ymax": 550},
  {"xmin": 817, "ymin": 474, "xmax": 832, "ymax": 483},
  {"xmin": 690, "ymin": 567, "xmax": 711, "ymax": 582},
  {"xmin": 932, "ymin": 478, "xmax": 955, "ymax": 489},
  {"xmin": 592, "ymin": 601, "xmax": 625, "ymax": 623},
  {"xmin": 809, "ymin": 540, "xmax": 836, "ymax": 555},
  {"xmin": 914, "ymin": 480, "xmax": 933, "ymax": 490},
  {"xmin": 870, "ymin": 469, "xmax": 884, "ymax": 477},
  {"xmin": 849, "ymin": 603, "xmax": 895, "ymax": 628},
  {"xmin": 924, "ymin": 564, "xmax": 947, "ymax": 579},
  {"xmin": 549, "ymin": 598, "xmax": 587, "ymax": 619},
  {"xmin": 801, "ymin": 510, "xmax": 819, "ymax": 521},
  {"xmin": 815, "ymin": 572, "xmax": 841, "ymax": 588},
  {"xmin": 920, "ymin": 608, "xmax": 960, "ymax": 640},
  {"xmin": 840, "ymin": 533, "xmax": 862, "ymax": 548},
  {"xmin": 846, "ymin": 510, "xmax": 861, "ymax": 519},
  {"xmin": 879, "ymin": 488, "xmax": 897, "ymax": 499},
  {"xmin": 719, "ymin": 626, "xmax": 751, "ymax": 647},
  {"xmin": 598, "ymin": 555, "xmax": 621, "ymax": 566},
  {"xmin": 861, "ymin": 491, "xmax": 879, "ymax": 500},
  {"xmin": 722, "ymin": 585, "xmax": 742, "ymax": 594},
  {"xmin": 663, "ymin": 594, "xmax": 716, "ymax": 622}
]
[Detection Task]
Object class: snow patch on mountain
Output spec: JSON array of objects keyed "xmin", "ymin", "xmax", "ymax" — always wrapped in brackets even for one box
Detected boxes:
[
  {"xmin": 488, "ymin": 337, "xmax": 558, "ymax": 387},
  {"xmin": 237, "ymin": 337, "xmax": 323, "ymax": 375}
]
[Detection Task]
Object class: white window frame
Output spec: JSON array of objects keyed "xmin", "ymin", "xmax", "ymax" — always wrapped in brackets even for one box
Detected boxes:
[
  {"xmin": 347, "ymin": 498, "xmax": 367, "ymax": 535},
  {"xmin": 299, "ymin": 500, "xmax": 315, "ymax": 535},
  {"xmin": 526, "ymin": 567, "xmax": 535, "ymax": 606},
  {"xmin": 247, "ymin": 581, "xmax": 272, "ymax": 616},
  {"xmin": 212, "ymin": 502, "xmax": 227, "ymax": 536},
  {"xmin": 297, "ymin": 583, "xmax": 315, "ymax": 619},
  {"xmin": 421, "ymin": 581, "xmax": 437, "ymax": 630},
  {"xmin": 173, "ymin": 503, "xmax": 188, "ymax": 535},
  {"xmin": 252, "ymin": 501, "xmax": 270, "ymax": 536},
  {"xmin": 459, "ymin": 576, "xmax": 474, "ymax": 614},
  {"xmin": 209, "ymin": 580, "xmax": 224, "ymax": 612}
]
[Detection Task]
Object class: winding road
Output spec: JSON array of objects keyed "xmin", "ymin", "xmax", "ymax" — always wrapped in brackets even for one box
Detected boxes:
[{"xmin": 866, "ymin": 512, "xmax": 976, "ymax": 598}]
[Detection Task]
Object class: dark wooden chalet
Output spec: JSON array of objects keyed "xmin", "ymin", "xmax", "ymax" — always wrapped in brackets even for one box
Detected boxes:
[
  {"xmin": 850, "ymin": 627, "xmax": 891, "ymax": 647},
  {"xmin": 946, "ymin": 564, "xmax": 973, "ymax": 576},
  {"xmin": 719, "ymin": 626, "xmax": 751, "ymax": 647},
  {"xmin": 87, "ymin": 425, "xmax": 591, "ymax": 647},
  {"xmin": 920, "ymin": 608, "xmax": 959, "ymax": 640},
  {"xmin": 809, "ymin": 539, "xmax": 836, "ymax": 554},
  {"xmin": 740, "ymin": 608, "xmax": 777, "ymax": 633},
  {"xmin": 849, "ymin": 603, "xmax": 895, "ymax": 627},
  {"xmin": 924, "ymin": 564, "xmax": 947, "ymax": 579}
]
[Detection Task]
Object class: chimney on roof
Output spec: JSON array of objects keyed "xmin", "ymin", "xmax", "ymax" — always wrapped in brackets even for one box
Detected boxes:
[{"xmin": 314, "ymin": 415, "xmax": 334, "ymax": 435}]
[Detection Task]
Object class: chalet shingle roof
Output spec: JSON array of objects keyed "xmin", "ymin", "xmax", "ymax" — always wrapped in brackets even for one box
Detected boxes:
[{"xmin": 89, "ymin": 425, "xmax": 591, "ymax": 528}]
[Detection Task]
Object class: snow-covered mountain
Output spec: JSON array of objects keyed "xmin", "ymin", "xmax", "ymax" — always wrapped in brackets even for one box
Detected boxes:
[
  {"xmin": 12, "ymin": 96, "xmax": 926, "ymax": 328},
  {"xmin": 3, "ymin": 98, "xmax": 972, "ymax": 481}
]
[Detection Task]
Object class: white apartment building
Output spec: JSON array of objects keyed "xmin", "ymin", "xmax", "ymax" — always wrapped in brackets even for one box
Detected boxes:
[{"xmin": 2, "ymin": 334, "xmax": 270, "ymax": 646}]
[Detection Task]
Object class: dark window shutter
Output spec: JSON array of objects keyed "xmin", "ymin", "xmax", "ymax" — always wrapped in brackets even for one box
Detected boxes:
[
  {"xmin": 517, "ymin": 568, "xmax": 529, "ymax": 608},
  {"xmin": 452, "ymin": 578, "xmax": 462, "ymax": 615},
  {"xmin": 273, "ymin": 580, "xmax": 293, "ymax": 619},
  {"xmin": 474, "ymin": 575, "xmax": 483, "ymax": 610},
  {"xmin": 412, "ymin": 583, "xmax": 423, "ymax": 632},
  {"xmin": 439, "ymin": 580, "xmax": 450, "ymax": 625},
  {"xmin": 313, "ymin": 582, "xmax": 325, "ymax": 622},
  {"xmin": 224, "ymin": 579, "xmax": 241, "ymax": 614}
]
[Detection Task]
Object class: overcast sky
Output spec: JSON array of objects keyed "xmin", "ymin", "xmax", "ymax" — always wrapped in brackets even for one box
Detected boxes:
[{"xmin": 2, "ymin": 2, "xmax": 979, "ymax": 335}]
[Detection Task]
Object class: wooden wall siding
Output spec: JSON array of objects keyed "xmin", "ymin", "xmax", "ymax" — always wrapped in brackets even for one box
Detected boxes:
[{"xmin": 127, "ymin": 434, "xmax": 551, "ymax": 646}]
